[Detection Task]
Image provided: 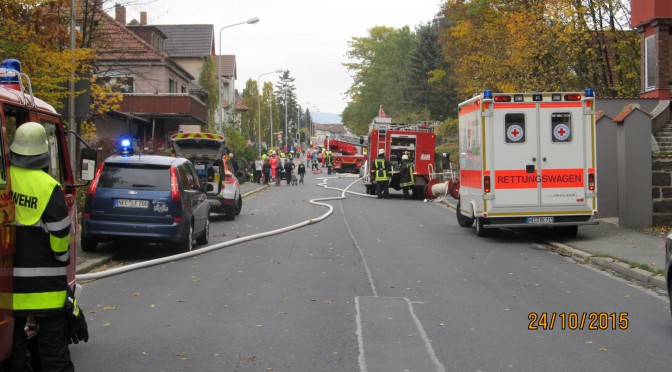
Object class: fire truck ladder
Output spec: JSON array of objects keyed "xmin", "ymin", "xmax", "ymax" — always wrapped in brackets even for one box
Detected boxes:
[
  {"xmin": 368, "ymin": 122, "xmax": 436, "ymax": 133},
  {"xmin": 331, "ymin": 134, "xmax": 367, "ymax": 147}
]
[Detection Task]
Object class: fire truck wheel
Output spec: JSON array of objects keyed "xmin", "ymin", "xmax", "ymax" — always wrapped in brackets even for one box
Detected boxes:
[
  {"xmin": 81, "ymin": 236, "xmax": 97, "ymax": 252},
  {"xmin": 475, "ymin": 217, "xmax": 488, "ymax": 237},
  {"xmin": 456, "ymin": 201, "xmax": 474, "ymax": 228}
]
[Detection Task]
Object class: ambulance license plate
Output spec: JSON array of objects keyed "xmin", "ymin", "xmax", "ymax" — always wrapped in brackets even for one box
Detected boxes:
[
  {"xmin": 526, "ymin": 217, "xmax": 553, "ymax": 224},
  {"xmin": 114, "ymin": 199, "xmax": 149, "ymax": 209}
]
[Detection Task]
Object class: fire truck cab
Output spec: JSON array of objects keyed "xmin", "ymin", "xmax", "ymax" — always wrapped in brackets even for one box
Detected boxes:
[
  {"xmin": 456, "ymin": 90, "xmax": 598, "ymax": 236},
  {"xmin": 362, "ymin": 116, "xmax": 436, "ymax": 199},
  {"xmin": 0, "ymin": 59, "xmax": 96, "ymax": 363}
]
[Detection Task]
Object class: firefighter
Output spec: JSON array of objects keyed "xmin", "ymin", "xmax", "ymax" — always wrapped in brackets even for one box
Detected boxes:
[
  {"xmin": 6, "ymin": 122, "xmax": 88, "ymax": 372},
  {"xmin": 371, "ymin": 148, "xmax": 391, "ymax": 199},
  {"xmin": 399, "ymin": 154, "xmax": 415, "ymax": 199},
  {"xmin": 325, "ymin": 150, "xmax": 334, "ymax": 175}
]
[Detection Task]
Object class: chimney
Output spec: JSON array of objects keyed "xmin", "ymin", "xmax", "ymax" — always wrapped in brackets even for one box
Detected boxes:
[
  {"xmin": 115, "ymin": 4, "xmax": 126, "ymax": 25},
  {"xmin": 140, "ymin": 12, "xmax": 147, "ymax": 25}
]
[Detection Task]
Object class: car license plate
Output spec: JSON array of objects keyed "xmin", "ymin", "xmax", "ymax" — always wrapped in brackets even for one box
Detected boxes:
[
  {"xmin": 114, "ymin": 199, "xmax": 149, "ymax": 209},
  {"xmin": 526, "ymin": 217, "xmax": 554, "ymax": 224}
]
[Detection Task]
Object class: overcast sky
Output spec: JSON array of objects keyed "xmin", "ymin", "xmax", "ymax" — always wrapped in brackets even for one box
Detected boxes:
[{"xmin": 121, "ymin": 0, "xmax": 444, "ymax": 119}]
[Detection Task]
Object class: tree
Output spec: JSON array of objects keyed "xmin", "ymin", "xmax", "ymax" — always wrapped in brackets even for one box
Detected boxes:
[
  {"xmin": 240, "ymin": 79, "xmax": 259, "ymax": 141},
  {"xmin": 198, "ymin": 56, "xmax": 219, "ymax": 132},
  {"xmin": 275, "ymin": 70, "xmax": 297, "ymax": 148}
]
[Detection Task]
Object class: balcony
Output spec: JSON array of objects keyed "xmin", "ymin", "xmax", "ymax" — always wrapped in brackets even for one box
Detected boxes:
[{"xmin": 118, "ymin": 93, "xmax": 207, "ymax": 124}]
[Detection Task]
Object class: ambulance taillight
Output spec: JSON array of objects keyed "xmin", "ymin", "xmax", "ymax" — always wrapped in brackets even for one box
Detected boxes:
[
  {"xmin": 565, "ymin": 94, "xmax": 582, "ymax": 101},
  {"xmin": 484, "ymin": 175, "xmax": 491, "ymax": 193},
  {"xmin": 588, "ymin": 172, "xmax": 595, "ymax": 191},
  {"xmin": 493, "ymin": 95, "xmax": 511, "ymax": 103}
]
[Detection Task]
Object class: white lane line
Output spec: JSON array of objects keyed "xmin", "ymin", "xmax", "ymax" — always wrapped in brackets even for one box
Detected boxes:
[
  {"xmin": 355, "ymin": 296, "xmax": 369, "ymax": 372},
  {"xmin": 340, "ymin": 200, "xmax": 378, "ymax": 297},
  {"xmin": 405, "ymin": 298, "xmax": 447, "ymax": 372}
]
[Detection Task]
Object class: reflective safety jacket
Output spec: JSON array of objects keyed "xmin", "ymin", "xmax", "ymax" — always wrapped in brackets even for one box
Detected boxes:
[
  {"xmin": 400, "ymin": 161, "xmax": 415, "ymax": 187},
  {"xmin": 372, "ymin": 156, "xmax": 390, "ymax": 181},
  {"xmin": 10, "ymin": 166, "xmax": 71, "ymax": 314},
  {"xmin": 326, "ymin": 152, "xmax": 334, "ymax": 167}
]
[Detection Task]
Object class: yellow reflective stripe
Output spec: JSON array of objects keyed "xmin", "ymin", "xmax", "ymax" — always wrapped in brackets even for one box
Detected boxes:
[
  {"xmin": 0, "ymin": 292, "xmax": 11, "ymax": 311},
  {"xmin": 50, "ymin": 234, "xmax": 70, "ymax": 253},
  {"xmin": 13, "ymin": 290, "xmax": 66, "ymax": 311}
]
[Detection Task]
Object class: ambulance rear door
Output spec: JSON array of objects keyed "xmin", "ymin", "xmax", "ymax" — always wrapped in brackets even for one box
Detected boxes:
[
  {"xmin": 538, "ymin": 102, "xmax": 588, "ymax": 207},
  {"xmin": 490, "ymin": 101, "xmax": 540, "ymax": 208}
]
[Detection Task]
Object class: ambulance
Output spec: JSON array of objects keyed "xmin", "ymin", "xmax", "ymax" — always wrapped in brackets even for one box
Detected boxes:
[
  {"xmin": 456, "ymin": 90, "xmax": 597, "ymax": 236},
  {"xmin": 170, "ymin": 132, "xmax": 242, "ymax": 221}
]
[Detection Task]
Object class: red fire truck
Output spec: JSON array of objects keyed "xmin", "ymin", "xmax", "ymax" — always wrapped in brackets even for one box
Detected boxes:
[
  {"xmin": 361, "ymin": 116, "xmax": 436, "ymax": 198},
  {"xmin": 0, "ymin": 59, "xmax": 96, "ymax": 362},
  {"xmin": 328, "ymin": 134, "xmax": 366, "ymax": 174}
]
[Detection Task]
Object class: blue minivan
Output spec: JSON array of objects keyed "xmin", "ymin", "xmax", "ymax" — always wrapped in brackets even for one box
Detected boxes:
[{"xmin": 81, "ymin": 155, "xmax": 210, "ymax": 252}]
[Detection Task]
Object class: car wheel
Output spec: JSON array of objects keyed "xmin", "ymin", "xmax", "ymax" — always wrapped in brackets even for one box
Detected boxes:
[
  {"xmin": 475, "ymin": 217, "xmax": 488, "ymax": 237},
  {"xmin": 81, "ymin": 236, "xmax": 97, "ymax": 252},
  {"xmin": 177, "ymin": 223, "xmax": 194, "ymax": 252},
  {"xmin": 196, "ymin": 218, "xmax": 209, "ymax": 245},
  {"xmin": 234, "ymin": 194, "xmax": 242, "ymax": 215},
  {"xmin": 456, "ymin": 201, "xmax": 474, "ymax": 228},
  {"xmin": 224, "ymin": 205, "xmax": 236, "ymax": 221}
]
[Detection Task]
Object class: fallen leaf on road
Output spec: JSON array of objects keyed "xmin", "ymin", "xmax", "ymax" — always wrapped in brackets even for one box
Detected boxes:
[
  {"xmin": 133, "ymin": 292, "xmax": 140, "ymax": 297},
  {"xmin": 439, "ymin": 323, "xmax": 446, "ymax": 327},
  {"xmin": 176, "ymin": 352, "xmax": 187, "ymax": 357},
  {"xmin": 247, "ymin": 355, "xmax": 255, "ymax": 362},
  {"xmin": 141, "ymin": 352, "xmax": 148, "ymax": 356},
  {"xmin": 325, "ymin": 300, "xmax": 334, "ymax": 304},
  {"xmin": 599, "ymin": 348, "xmax": 608, "ymax": 352},
  {"xmin": 151, "ymin": 304, "xmax": 156, "ymax": 308},
  {"xmin": 102, "ymin": 306, "xmax": 116, "ymax": 310},
  {"xmin": 103, "ymin": 323, "xmax": 111, "ymax": 327}
]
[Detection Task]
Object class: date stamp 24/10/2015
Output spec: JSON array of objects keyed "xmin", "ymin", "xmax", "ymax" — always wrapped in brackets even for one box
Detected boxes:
[{"xmin": 528, "ymin": 312, "xmax": 629, "ymax": 330}]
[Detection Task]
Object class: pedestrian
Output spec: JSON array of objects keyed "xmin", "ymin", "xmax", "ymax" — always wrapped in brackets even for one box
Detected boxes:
[
  {"xmin": 371, "ymin": 148, "xmax": 391, "ymax": 199},
  {"xmin": 255, "ymin": 156, "xmax": 263, "ymax": 184},
  {"xmin": 285, "ymin": 159, "xmax": 294, "ymax": 185},
  {"xmin": 311, "ymin": 154, "xmax": 319, "ymax": 174},
  {"xmin": 306, "ymin": 151, "xmax": 311, "ymax": 167},
  {"xmin": 229, "ymin": 152, "xmax": 239, "ymax": 174},
  {"xmin": 269, "ymin": 152, "xmax": 278, "ymax": 183},
  {"xmin": 399, "ymin": 154, "xmax": 415, "ymax": 199},
  {"xmin": 5, "ymin": 122, "xmax": 89, "ymax": 372},
  {"xmin": 297, "ymin": 162, "xmax": 306, "ymax": 184},
  {"xmin": 276, "ymin": 159, "xmax": 284, "ymax": 186},
  {"xmin": 262, "ymin": 156, "xmax": 271, "ymax": 185},
  {"xmin": 325, "ymin": 150, "xmax": 334, "ymax": 175}
]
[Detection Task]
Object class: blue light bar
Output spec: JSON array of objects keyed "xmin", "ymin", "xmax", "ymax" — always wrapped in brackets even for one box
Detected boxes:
[
  {"xmin": 483, "ymin": 90, "xmax": 493, "ymax": 99},
  {"xmin": 585, "ymin": 88, "xmax": 594, "ymax": 97},
  {"xmin": 121, "ymin": 138, "xmax": 131, "ymax": 147},
  {"xmin": 1, "ymin": 59, "xmax": 21, "ymax": 84}
]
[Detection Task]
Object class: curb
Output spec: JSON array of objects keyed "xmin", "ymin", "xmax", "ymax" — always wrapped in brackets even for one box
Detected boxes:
[{"xmin": 437, "ymin": 199, "xmax": 666, "ymax": 291}]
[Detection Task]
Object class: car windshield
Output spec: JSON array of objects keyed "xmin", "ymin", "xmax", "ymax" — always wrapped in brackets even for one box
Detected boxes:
[{"xmin": 98, "ymin": 164, "xmax": 171, "ymax": 191}]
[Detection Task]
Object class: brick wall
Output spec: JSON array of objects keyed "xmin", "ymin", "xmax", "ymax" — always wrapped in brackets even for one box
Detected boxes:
[{"xmin": 652, "ymin": 156, "xmax": 672, "ymax": 224}]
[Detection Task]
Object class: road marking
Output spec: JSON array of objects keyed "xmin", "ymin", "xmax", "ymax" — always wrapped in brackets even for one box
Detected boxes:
[
  {"xmin": 340, "ymin": 201, "xmax": 378, "ymax": 297},
  {"xmin": 356, "ymin": 296, "xmax": 446, "ymax": 372}
]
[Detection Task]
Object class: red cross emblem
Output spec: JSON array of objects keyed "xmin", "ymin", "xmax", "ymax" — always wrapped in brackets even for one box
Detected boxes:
[{"xmin": 507, "ymin": 125, "xmax": 524, "ymax": 142}]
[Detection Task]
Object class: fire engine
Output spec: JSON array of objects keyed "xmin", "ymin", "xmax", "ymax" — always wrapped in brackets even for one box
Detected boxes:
[
  {"xmin": 0, "ymin": 59, "xmax": 96, "ymax": 362},
  {"xmin": 328, "ymin": 134, "xmax": 366, "ymax": 174},
  {"xmin": 444, "ymin": 89, "xmax": 598, "ymax": 236},
  {"xmin": 361, "ymin": 115, "xmax": 436, "ymax": 198}
]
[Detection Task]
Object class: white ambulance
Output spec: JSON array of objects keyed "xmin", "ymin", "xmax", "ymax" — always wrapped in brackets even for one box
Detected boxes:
[{"xmin": 456, "ymin": 90, "xmax": 597, "ymax": 236}]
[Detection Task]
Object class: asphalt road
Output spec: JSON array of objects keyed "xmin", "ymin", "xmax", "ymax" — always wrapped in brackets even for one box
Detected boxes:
[{"xmin": 70, "ymin": 175, "xmax": 672, "ymax": 371}]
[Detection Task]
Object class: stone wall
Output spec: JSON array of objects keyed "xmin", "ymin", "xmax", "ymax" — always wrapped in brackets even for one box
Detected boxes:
[{"xmin": 652, "ymin": 156, "xmax": 672, "ymax": 224}]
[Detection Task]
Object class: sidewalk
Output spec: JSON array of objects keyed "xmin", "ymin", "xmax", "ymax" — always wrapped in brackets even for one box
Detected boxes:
[{"xmin": 439, "ymin": 198, "xmax": 668, "ymax": 290}]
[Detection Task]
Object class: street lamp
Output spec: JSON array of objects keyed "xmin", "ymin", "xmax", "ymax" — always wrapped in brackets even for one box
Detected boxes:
[
  {"xmin": 218, "ymin": 17, "xmax": 259, "ymax": 134},
  {"xmin": 257, "ymin": 70, "xmax": 282, "ymax": 156}
]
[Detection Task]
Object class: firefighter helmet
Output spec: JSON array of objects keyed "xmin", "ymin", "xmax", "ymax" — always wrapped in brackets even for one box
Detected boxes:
[
  {"xmin": 10, "ymin": 122, "xmax": 50, "ymax": 169},
  {"xmin": 402, "ymin": 154, "xmax": 409, "ymax": 160},
  {"xmin": 378, "ymin": 149, "xmax": 385, "ymax": 155}
]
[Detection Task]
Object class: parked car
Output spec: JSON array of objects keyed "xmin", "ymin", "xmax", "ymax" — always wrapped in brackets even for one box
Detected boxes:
[
  {"xmin": 666, "ymin": 230, "xmax": 672, "ymax": 317},
  {"xmin": 81, "ymin": 155, "xmax": 210, "ymax": 252},
  {"xmin": 171, "ymin": 133, "xmax": 242, "ymax": 220}
]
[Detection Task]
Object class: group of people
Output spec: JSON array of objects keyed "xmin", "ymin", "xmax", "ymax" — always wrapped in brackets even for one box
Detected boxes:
[
  {"xmin": 251, "ymin": 151, "xmax": 306, "ymax": 186},
  {"xmin": 305, "ymin": 150, "xmax": 334, "ymax": 175},
  {"xmin": 371, "ymin": 148, "xmax": 415, "ymax": 200}
]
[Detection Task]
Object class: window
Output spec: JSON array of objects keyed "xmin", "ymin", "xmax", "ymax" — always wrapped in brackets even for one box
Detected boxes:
[
  {"xmin": 98, "ymin": 165, "xmax": 171, "ymax": 191},
  {"xmin": 645, "ymin": 35, "xmax": 656, "ymax": 91},
  {"xmin": 181, "ymin": 84, "xmax": 187, "ymax": 94},
  {"xmin": 551, "ymin": 113, "xmax": 572, "ymax": 143},
  {"xmin": 40, "ymin": 121, "xmax": 63, "ymax": 182},
  {"xmin": 96, "ymin": 75, "xmax": 134, "ymax": 93},
  {"xmin": 168, "ymin": 75, "xmax": 177, "ymax": 93},
  {"xmin": 504, "ymin": 113, "xmax": 525, "ymax": 143}
]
